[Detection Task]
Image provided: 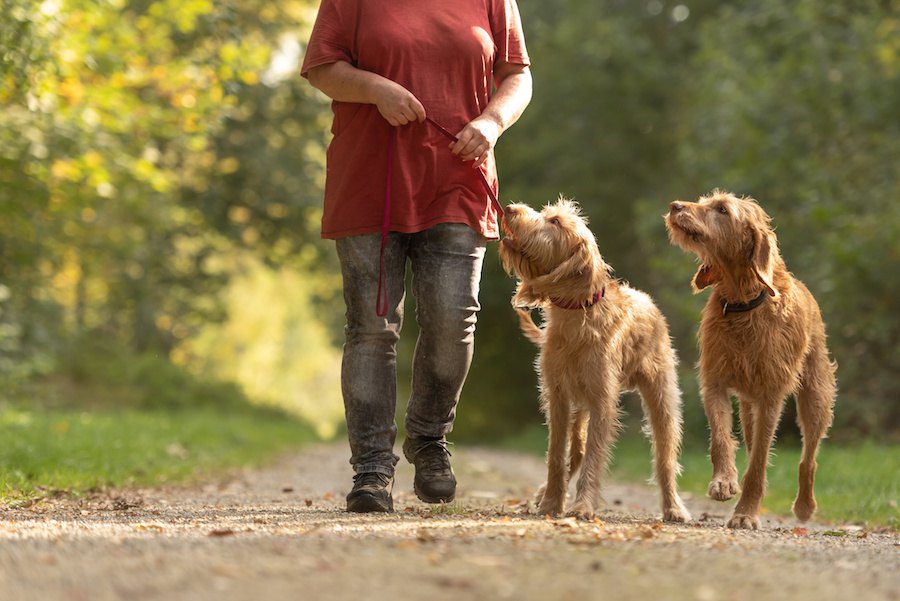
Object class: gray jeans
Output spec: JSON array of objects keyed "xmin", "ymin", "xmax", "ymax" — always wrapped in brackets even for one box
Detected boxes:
[{"xmin": 336, "ymin": 223, "xmax": 487, "ymax": 477}]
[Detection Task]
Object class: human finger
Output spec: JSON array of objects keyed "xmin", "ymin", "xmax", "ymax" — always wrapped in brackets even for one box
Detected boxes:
[
  {"xmin": 409, "ymin": 97, "xmax": 426, "ymax": 122},
  {"xmin": 449, "ymin": 128, "xmax": 473, "ymax": 155}
]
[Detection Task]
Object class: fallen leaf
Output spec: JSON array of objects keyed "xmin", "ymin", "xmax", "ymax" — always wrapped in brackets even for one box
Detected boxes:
[
  {"xmin": 282, "ymin": 487, "xmax": 294, "ymax": 493},
  {"xmin": 554, "ymin": 517, "xmax": 579, "ymax": 529},
  {"xmin": 791, "ymin": 527, "xmax": 809, "ymax": 537},
  {"xmin": 637, "ymin": 526, "xmax": 656, "ymax": 539},
  {"xmin": 208, "ymin": 528, "xmax": 236, "ymax": 537},
  {"xmin": 323, "ymin": 492, "xmax": 335, "ymax": 501},
  {"xmin": 304, "ymin": 499, "xmax": 313, "ymax": 507}
]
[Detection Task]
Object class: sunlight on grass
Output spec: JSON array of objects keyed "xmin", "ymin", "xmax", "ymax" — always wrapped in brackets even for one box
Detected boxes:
[{"xmin": 0, "ymin": 407, "xmax": 318, "ymax": 501}]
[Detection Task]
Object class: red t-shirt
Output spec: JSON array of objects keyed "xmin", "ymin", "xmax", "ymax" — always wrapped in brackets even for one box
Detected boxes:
[{"xmin": 301, "ymin": 0, "xmax": 530, "ymax": 240}]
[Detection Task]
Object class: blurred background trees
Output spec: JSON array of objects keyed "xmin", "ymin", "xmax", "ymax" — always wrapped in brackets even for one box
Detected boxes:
[{"xmin": 1, "ymin": 0, "xmax": 897, "ymax": 444}]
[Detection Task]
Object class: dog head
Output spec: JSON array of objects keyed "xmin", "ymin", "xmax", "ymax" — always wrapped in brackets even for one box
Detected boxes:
[
  {"xmin": 665, "ymin": 189, "xmax": 781, "ymax": 299},
  {"xmin": 499, "ymin": 196, "xmax": 612, "ymax": 308}
]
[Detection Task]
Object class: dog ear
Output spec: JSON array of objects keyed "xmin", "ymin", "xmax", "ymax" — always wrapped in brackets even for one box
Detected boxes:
[
  {"xmin": 524, "ymin": 244, "xmax": 594, "ymax": 299},
  {"xmin": 512, "ymin": 282, "xmax": 546, "ymax": 309},
  {"xmin": 750, "ymin": 226, "xmax": 779, "ymax": 298},
  {"xmin": 691, "ymin": 264, "xmax": 720, "ymax": 293},
  {"xmin": 549, "ymin": 245, "xmax": 590, "ymax": 284}
]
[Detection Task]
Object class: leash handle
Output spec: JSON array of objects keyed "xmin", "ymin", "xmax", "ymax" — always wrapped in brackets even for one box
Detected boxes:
[{"xmin": 425, "ymin": 117, "xmax": 504, "ymax": 217}]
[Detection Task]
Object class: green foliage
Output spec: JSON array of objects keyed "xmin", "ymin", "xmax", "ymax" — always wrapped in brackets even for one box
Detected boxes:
[
  {"xmin": 54, "ymin": 334, "xmax": 252, "ymax": 412},
  {"xmin": 463, "ymin": 0, "xmax": 899, "ymax": 442},
  {"xmin": 674, "ymin": 0, "xmax": 900, "ymax": 438},
  {"xmin": 0, "ymin": 0, "xmax": 330, "ymax": 363},
  {"xmin": 0, "ymin": 1, "xmax": 343, "ymax": 428},
  {"xmin": 180, "ymin": 253, "xmax": 344, "ymax": 437}
]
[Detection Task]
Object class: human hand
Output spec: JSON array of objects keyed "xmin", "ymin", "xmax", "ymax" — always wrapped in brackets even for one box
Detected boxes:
[
  {"xmin": 373, "ymin": 80, "xmax": 426, "ymax": 126},
  {"xmin": 450, "ymin": 117, "xmax": 501, "ymax": 168}
]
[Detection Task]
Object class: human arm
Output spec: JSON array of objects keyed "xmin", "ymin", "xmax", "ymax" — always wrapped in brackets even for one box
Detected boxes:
[
  {"xmin": 449, "ymin": 61, "xmax": 533, "ymax": 167},
  {"xmin": 306, "ymin": 60, "xmax": 426, "ymax": 126}
]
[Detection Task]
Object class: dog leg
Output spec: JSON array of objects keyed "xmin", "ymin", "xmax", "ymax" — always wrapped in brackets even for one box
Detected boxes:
[
  {"xmin": 567, "ymin": 401, "xmax": 619, "ymax": 521},
  {"xmin": 534, "ymin": 407, "xmax": 586, "ymax": 509},
  {"xmin": 569, "ymin": 409, "xmax": 588, "ymax": 478},
  {"xmin": 638, "ymin": 375, "xmax": 691, "ymax": 523},
  {"xmin": 738, "ymin": 398, "xmax": 755, "ymax": 456},
  {"xmin": 728, "ymin": 398, "xmax": 784, "ymax": 529},
  {"xmin": 702, "ymin": 384, "xmax": 741, "ymax": 501},
  {"xmin": 792, "ymin": 335, "xmax": 836, "ymax": 521},
  {"xmin": 537, "ymin": 389, "xmax": 570, "ymax": 516}
]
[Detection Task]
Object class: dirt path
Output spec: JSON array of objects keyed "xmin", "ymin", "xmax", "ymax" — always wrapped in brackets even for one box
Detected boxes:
[{"xmin": 1, "ymin": 443, "xmax": 896, "ymax": 601}]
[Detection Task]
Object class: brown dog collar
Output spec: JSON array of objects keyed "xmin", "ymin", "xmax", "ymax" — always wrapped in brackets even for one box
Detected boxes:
[{"xmin": 551, "ymin": 287, "xmax": 605, "ymax": 310}]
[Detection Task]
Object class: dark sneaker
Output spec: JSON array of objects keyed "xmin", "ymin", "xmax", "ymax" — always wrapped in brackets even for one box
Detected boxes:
[
  {"xmin": 403, "ymin": 437, "xmax": 457, "ymax": 503},
  {"xmin": 346, "ymin": 472, "xmax": 394, "ymax": 513}
]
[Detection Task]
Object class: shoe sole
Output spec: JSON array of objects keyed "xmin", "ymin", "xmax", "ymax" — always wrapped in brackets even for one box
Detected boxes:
[
  {"xmin": 413, "ymin": 481, "xmax": 456, "ymax": 504},
  {"xmin": 346, "ymin": 493, "xmax": 393, "ymax": 513}
]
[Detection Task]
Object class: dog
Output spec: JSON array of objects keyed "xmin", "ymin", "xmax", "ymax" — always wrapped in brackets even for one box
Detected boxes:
[
  {"xmin": 665, "ymin": 189, "xmax": 837, "ymax": 529},
  {"xmin": 499, "ymin": 197, "xmax": 691, "ymax": 522}
]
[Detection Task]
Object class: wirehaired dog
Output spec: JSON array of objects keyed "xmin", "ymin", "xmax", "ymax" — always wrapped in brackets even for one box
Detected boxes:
[
  {"xmin": 666, "ymin": 190, "xmax": 836, "ymax": 529},
  {"xmin": 499, "ymin": 197, "xmax": 691, "ymax": 522}
]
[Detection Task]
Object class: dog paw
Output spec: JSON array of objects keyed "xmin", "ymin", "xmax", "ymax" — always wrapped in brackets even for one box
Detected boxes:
[
  {"xmin": 708, "ymin": 477, "xmax": 740, "ymax": 501},
  {"xmin": 565, "ymin": 503, "xmax": 595, "ymax": 521},
  {"xmin": 533, "ymin": 483, "xmax": 546, "ymax": 506},
  {"xmin": 792, "ymin": 496, "xmax": 817, "ymax": 522},
  {"xmin": 537, "ymin": 497, "xmax": 564, "ymax": 517},
  {"xmin": 727, "ymin": 513, "xmax": 760, "ymax": 530},
  {"xmin": 663, "ymin": 500, "xmax": 692, "ymax": 523}
]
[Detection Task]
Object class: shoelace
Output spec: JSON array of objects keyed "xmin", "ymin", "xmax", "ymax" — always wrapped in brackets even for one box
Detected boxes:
[{"xmin": 415, "ymin": 440, "xmax": 453, "ymax": 472}]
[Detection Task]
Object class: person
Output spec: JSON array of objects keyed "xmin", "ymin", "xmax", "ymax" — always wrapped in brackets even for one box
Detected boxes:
[{"xmin": 301, "ymin": 0, "xmax": 532, "ymax": 513}]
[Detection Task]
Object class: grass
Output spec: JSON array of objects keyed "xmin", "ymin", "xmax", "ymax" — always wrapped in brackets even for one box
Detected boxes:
[
  {"xmin": 429, "ymin": 501, "xmax": 469, "ymax": 516},
  {"xmin": 0, "ymin": 406, "xmax": 318, "ymax": 502},
  {"xmin": 501, "ymin": 425, "xmax": 899, "ymax": 530}
]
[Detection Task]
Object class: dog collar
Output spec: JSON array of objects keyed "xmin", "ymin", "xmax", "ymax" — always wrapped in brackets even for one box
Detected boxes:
[
  {"xmin": 721, "ymin": 289, "xmax": 768, "ymax": 316},
  {"xmin": 551, "ymin": 287, "xmax": 605, "ymax": 310}
]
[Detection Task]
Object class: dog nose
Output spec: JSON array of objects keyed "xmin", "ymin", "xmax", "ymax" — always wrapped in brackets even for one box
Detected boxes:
[{"xmin": 669, "ymin": 201, "xmax": 684, "ymax": 213}]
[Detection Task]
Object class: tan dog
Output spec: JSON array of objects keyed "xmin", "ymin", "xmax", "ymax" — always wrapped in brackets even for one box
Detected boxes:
[
  {"xmin": 665, "ymin": 190, "xmax": 836, "ymax": 529},
  {"xmin": 499, "ymin": 197, "xmax": 691, "ymax": 522}
]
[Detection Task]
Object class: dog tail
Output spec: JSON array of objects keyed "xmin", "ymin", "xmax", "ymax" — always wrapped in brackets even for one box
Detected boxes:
[{"xmin": 516, "ymin": 308, "xmax": 544, "ymax": 346}]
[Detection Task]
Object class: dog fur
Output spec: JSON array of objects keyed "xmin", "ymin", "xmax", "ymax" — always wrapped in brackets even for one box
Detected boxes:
[
  {"xmin": 665, "ymin": 189, "xmax": 837, "ymax": 529},
  {"xmin": 499, "ymin": 197, "xmax": 690, "ymax": 522}
]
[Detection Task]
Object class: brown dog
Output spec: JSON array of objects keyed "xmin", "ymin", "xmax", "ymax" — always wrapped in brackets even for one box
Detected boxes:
[
  {"xmin": 665, "ymin": 190, "xmax": 837, "ymax": 529},
  {"xmin": 500, "ymin": 198, "xmax": 690, "ymax": 522}
]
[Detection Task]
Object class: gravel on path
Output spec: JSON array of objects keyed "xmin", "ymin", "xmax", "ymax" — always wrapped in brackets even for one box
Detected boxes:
[{"xmin": 1, "ymin": 443, "xmax": 897, "ymax": 601}]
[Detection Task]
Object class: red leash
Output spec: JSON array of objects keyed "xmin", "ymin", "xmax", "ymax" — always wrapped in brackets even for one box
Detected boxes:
[{"xmin": 375, "ymin": 119, "xmax": 503, "ymax": 317}]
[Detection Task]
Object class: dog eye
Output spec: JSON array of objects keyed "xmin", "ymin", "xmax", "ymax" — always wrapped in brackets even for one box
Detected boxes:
[
  {"xmin": 717, "ymin": 205, "xmax": 728, "ymax": 215},
  {"xmin": 549, "ymin": 217, "xmax": 560, "ymax": 226}
]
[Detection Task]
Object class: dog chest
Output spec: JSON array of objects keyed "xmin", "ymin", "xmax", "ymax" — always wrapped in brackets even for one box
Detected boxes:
[{"xmin": 699, "ymin": 311, "xmax": 809, "ymax": 396}]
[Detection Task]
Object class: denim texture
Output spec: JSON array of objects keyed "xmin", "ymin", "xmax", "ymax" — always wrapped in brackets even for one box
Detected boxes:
[{"xmin": 335, "ymin": 223, "xmax": 487, "ymax": 476}]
